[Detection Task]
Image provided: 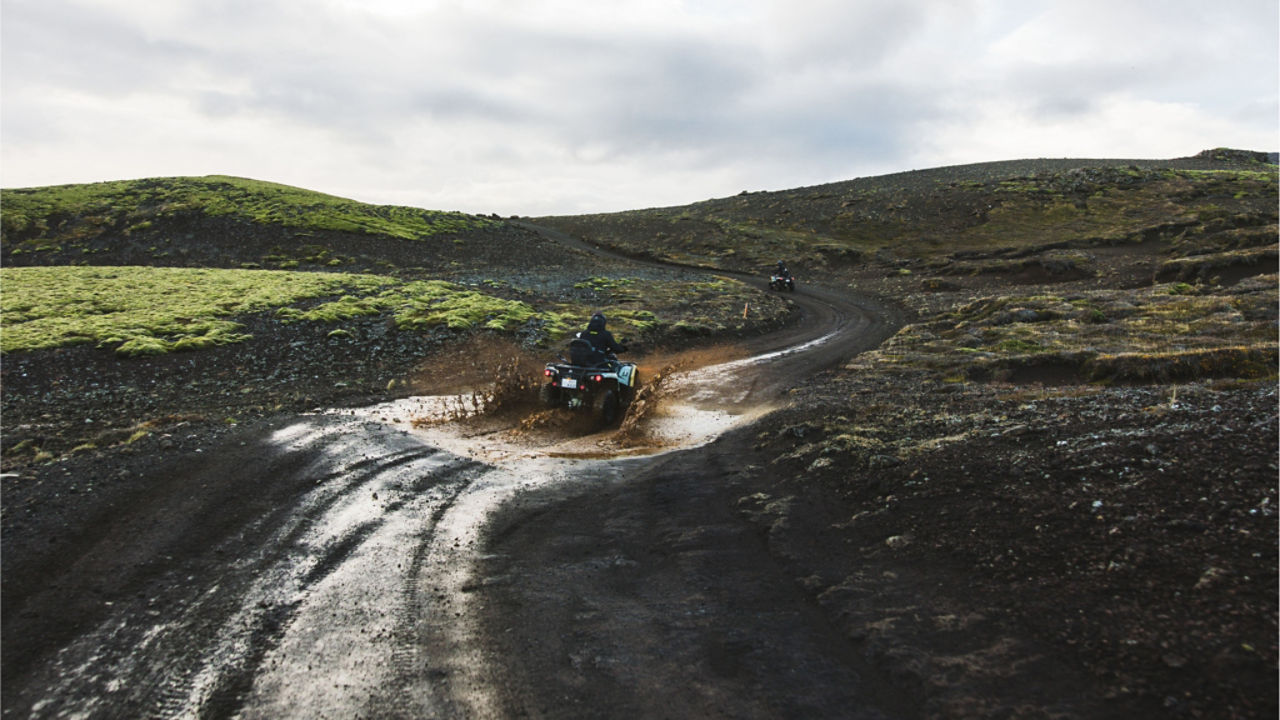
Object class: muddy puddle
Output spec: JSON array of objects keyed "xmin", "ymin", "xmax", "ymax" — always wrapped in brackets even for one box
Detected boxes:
[
  {"xmin": 344, "ymin": 394, "xmax": 767, "ymax": 463},
  {"xmin": 333, "ymin": 339, "xmax": 804, "ymax": 466}
]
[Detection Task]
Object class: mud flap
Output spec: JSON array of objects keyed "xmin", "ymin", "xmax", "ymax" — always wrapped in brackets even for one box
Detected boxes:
[{"xmin": 616, "ymin": 364, "xmax": 636, "ymax": 388}]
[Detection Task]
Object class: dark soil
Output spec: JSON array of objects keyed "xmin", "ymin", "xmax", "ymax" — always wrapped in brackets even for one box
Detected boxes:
[{"xmin": 741, "ymin": 373, "xmax": 1277, "ymax": 718}]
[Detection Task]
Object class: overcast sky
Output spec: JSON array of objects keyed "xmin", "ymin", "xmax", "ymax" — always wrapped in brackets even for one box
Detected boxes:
[{"xmin": 2, "ymin": 0, "xmax": 1276, "ymax": 216}]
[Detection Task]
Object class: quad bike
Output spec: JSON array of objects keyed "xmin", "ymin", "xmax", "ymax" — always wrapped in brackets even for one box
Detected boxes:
[
  {"xmin": 769, "ymin": 274, "xmax": 796, "ymax": 292},
  {"xmin": 540, "ymin": 337, "xmax": 638, "ymax": 425}
]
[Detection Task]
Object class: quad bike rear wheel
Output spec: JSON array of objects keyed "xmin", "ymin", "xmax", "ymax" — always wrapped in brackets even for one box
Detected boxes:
[
  {"xmin": 594, "ymin": 389, "xmax": 619, "ymax": 425},
  {"xmin": 539, "ymin": 383, "xmax": 560, "ymax": 407}
]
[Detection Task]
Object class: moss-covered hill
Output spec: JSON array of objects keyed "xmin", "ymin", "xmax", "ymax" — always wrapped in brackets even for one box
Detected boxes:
[
  {"xmin": 534, "ymin": 149, "xmax": 1278, "ymax": 285},
  {"xmin": 0, "ymin": 175, "xmax": 526, "ymax": 274},
  {"xmin": 0, "ymin": 176, "xmax": 791, "ymax": 361}
]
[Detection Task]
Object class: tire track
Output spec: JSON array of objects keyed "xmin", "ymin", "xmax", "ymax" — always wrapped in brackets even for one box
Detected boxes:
[
  {"xmin": 227, "ymin": 422, "xmax": 491, "ymax": 720},
  {"xmin": 13, "ymin": 417, "xmax": 489, "ymax": 720}
]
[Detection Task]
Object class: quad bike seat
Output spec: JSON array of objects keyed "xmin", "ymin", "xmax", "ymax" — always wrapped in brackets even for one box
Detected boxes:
[{"xmin": 568, "ymin": 337, "xmax": 606, "ymax": 367}]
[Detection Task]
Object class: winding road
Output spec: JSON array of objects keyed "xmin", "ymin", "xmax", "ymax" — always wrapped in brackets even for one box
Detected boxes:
[{"xmin": 3, "ymin": 224, "xmax": 901, "ymax": 719}]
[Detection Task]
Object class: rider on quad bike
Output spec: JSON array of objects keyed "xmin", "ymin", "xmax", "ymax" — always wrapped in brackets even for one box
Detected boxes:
[
  {"xmin": 770, "ymin": 260, "xmax": 796, "ymax": 291},
  {"xmin": 580, "ymin": 311, "xmax": 627, "ymax": 360},
  {"xmin": 544, "ymin": 311, "xmax": 637, "ymax": 425}
]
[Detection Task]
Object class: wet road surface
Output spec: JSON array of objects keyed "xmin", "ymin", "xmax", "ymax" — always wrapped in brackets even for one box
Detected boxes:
[{"xmin": 3, "ymin": 263, "xmax": 900, "ymax": 718}]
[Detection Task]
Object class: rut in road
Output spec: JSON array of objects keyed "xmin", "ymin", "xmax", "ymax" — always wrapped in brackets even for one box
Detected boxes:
[
  {"xmin": 9, "ymin": 417, "xmax": 491, "ymax": 720},
  {"xmin": 471, "ymin": 448, "xmax": 912, "ymax": 719}
]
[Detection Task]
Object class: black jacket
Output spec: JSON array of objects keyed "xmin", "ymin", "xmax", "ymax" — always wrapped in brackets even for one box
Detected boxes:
[{"xmin": 583, "ymin": 316, "xmax": 626, "ymax": 354}]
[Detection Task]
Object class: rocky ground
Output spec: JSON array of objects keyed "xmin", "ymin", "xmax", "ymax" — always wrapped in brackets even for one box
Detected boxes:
[
  {"xmin": 724, "ymin": 245, "xmax": 1278, "ymax": 717},
  {"xmin": 740, "ymin": 370, "xmax": 1277, "ymax": 718}
]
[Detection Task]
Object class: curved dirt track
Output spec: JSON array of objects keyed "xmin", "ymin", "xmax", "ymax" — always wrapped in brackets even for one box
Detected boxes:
[{"xmin": 1, "ymin": 225, "xmax": 900, "ymax": 719}]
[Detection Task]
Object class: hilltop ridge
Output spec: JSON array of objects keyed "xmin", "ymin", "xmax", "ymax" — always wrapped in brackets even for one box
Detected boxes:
[{"xmin": 534, "ymin": 149, "xmax": 1277, "ymax": 290}]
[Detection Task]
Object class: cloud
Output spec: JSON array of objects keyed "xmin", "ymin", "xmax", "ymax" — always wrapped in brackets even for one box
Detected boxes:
[
  {"xmin": 2, "ymin": 0, "xmax": 1276, "ymax": 215},
  {"xmin": 915, "ymin": 93, "xmax": 1274, "ymax": 170}
]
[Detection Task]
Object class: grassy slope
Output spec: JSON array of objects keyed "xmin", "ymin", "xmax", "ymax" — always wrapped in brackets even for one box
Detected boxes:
[
  {"xmin": 0, "ymin": 177, "xmax": 790, "ymax": 357},
  {"xmin": 535, "ymin": 154, "xmax": 1278, "ymax": 279},
  {"xmin": 0, "ymin": 266, "xmax": 771, "ymax": 356},
  {"xmin": 0, "ymin": 267, "xmax": 564, "ymax": 355},
  {"xmin": 0, "ymin": 175, "xmax": 494, "ymax": 247}
]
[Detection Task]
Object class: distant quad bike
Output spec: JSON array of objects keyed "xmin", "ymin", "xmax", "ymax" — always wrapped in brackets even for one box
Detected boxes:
[
  {"xmin": 541, "ymin": 338, "xmax": 638, "ymax": 425},
  {"xmin": 769, "ymin": 274, "xmax": 796, "ymax": 292}
]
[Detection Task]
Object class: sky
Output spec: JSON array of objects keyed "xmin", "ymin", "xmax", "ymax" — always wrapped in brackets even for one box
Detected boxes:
[{"xmin": 2, "ymin": 0, "xmax": 1277, "ymax": 217}]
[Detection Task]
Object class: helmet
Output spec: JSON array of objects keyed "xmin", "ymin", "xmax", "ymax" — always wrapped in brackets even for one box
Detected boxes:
[{"xmin": 591, "ymin": 311, "xmax": 606, "ymax": 321}]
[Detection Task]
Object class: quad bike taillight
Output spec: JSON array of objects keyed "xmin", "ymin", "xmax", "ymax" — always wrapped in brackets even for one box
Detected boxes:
[{"xmin": 592, "ymin": 374, "xmax": 603, "ymax": 382}]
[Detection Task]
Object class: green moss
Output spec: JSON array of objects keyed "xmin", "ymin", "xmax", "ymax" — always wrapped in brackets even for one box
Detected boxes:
[
  {"xmin": 293, "ymin": 295, "xmax": 384, "ymax": 323},
  {"xmin": 611, "ymin": 309, "xmax": 659, "ymax": 334},
  {"xmin": 0, "ymin": 266, "xmax": 394, "ymax": 355},
  {"xmin": 395, "ymin": 283, "xmax": 537, "ymax": 331},
  {"xmin": 998, "ymin": 338, "xmax": 1044, "ymax": 353},
  {"xmin": 1, "ymin": 175, "xmax": 498, "ymax": 250},
  {"xmin": 537, "ymin": 311, "xmax": 582, "ymax": 340},
  {"xmin": 574, "ymin": 276, "xmax": 637, "ymax": 291},
  {"xmin": 851, "ymin": 277, "xmax": 1278, "ymax": 385}
]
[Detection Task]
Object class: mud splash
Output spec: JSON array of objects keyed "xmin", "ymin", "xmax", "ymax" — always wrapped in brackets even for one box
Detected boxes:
[{"xmin": 341, "ymin": 341, "xmax": 770, "ymax": 464}]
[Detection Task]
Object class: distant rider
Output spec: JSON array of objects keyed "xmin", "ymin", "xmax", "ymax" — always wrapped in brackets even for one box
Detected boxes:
[{"xmin": 774, "ymin": 260, "xmax": 792, "ymax": 280}]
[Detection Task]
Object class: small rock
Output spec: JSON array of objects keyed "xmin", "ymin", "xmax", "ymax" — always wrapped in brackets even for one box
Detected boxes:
[
  {"xmin": 869, "ymin": 454, "xmax": 902, "ymax": 469},
  {"xmin": 1194, "ymin": 566, "xmax": 1228, "ymax": 590}
]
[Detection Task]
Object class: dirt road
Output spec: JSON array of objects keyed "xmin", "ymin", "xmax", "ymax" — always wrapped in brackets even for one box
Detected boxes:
[{"xmin": 1, "ymin": 244, "xmax": 900, "ymax": 718}]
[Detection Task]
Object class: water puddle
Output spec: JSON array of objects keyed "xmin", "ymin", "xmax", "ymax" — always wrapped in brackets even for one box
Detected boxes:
[{"xmin": 341, "ymin": 331, "xmax": 841, "ymax": 465}]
